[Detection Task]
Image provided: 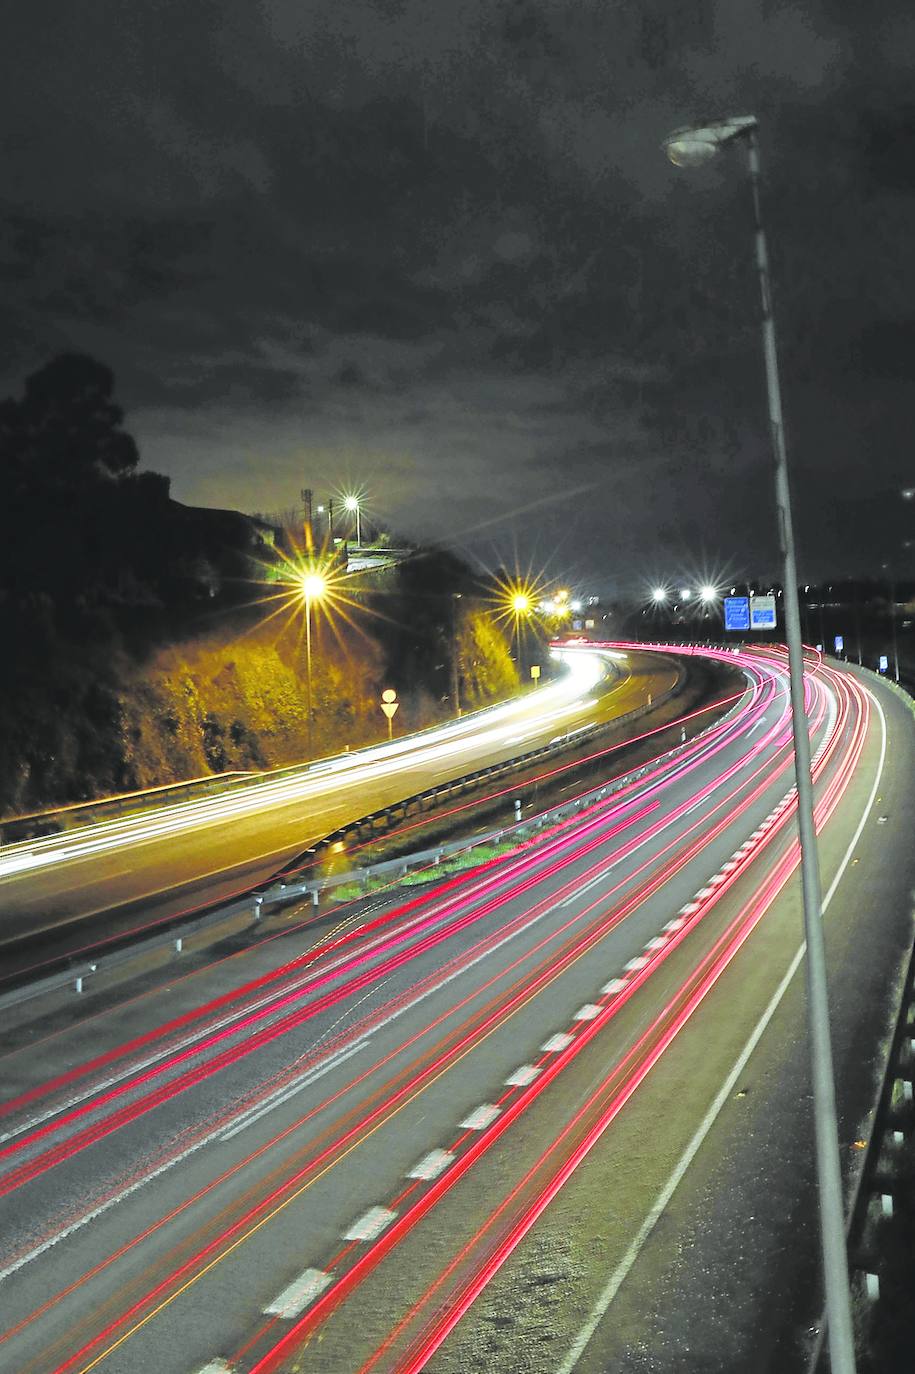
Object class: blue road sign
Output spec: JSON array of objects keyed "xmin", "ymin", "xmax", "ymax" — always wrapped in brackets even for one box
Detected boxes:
[
  {"xmin": 879, "ymin": 654, "xmax": 889, "ymax": 673},
  {"xmin": 834, "ymin": 635, "xmax": 844, "ymax": 653},
  {"xmin": 724, "ymin": 596, "xmax": 750, "ymax": 631}
]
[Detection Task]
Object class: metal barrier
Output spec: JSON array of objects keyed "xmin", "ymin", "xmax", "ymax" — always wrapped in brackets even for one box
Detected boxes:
[
  {"xmin": 804, "ymin": 667, "xmax": 915, "ymax": 1371},
  {"xmin": 297, "ymin": 664, "xmax": 687, "ymax": 864},
  {"xmin": 0, "ymin": 660, "xmax": 722, "ymax": 1018}
]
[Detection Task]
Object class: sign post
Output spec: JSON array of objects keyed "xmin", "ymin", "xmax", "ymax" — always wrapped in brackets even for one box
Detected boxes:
[
  {"xmin": 380, "ymin": 688, "xmax": 399, "ymax": 741},
  {"xmin": 530, "ymin": 665, "xmax": 541, "ymax": 685}
]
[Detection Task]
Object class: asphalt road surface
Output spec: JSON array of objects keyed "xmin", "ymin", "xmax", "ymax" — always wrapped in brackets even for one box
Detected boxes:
[
  {"xmin": 0, "ymin": 647, "xmax": 676, "ymax": 950},
  {"xmin": 0, "ymin": 644, "xmax": 909, "ymax": 1374}
]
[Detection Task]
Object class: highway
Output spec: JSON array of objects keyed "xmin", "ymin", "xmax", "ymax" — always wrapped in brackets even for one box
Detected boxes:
[
  {"xmin": 0, "ymin": 643, "xmax": 908, "ymax": 1374},
  {"xmin": 0, "ymin": 647, "xmax": 678, "ymax": 956}
]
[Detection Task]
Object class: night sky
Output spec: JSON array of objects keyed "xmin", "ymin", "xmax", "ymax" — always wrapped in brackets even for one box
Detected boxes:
[{"xmin": 4, "ymin": 1, "xmax": 914, "ymax": 589}]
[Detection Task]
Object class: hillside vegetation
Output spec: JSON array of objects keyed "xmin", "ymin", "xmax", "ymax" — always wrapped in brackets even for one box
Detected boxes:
[{"xmin": 0, "ymin": 354, "xmax": 520, "ymax": 815}]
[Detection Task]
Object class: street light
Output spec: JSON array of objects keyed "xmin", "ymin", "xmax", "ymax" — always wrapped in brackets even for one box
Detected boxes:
[
  {"xmin": 882, "ymin": 562, "xmax": 900, "ymax": 681},
  {"xmin": 506, "ymin": 588, "xmax": 535, "ymax": 680},
  {"xmin": 451, "ymin": 592, "xmax": 463, "ymax": 718},
  {"xmin": 343, "ymin": 494, "xmax": 362, "ymax": 547},
  {"xmin": 664, "ymin": 115, "xmax": 856, "ymax": 1372},
  {"xmin": 298, "ymin": 568, "xmax": 327, "ymax": 756},
  {"xmin": 699, "ymin": 584, "xmax": 717, "ymax": 603},
  {"xmin": 651, "ymin": 587, "xmax": 668, "ymax": 604}
]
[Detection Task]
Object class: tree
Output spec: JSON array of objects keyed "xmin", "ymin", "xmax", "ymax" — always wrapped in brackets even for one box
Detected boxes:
[{"xmin": 0, "ymin": 353, "xmax": 139, "ymax": 484}]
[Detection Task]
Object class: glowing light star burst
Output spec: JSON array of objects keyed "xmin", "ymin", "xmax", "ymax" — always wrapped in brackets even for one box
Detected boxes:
[{"xmin": 492, "ymin": 574, "xmax": 544, "ymax": 628}]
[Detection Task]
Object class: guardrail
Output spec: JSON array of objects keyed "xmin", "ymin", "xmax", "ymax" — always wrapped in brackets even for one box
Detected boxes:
[
  {"xmin": 290, "ymin": 663, "xmax": 687, "ymax": 867},
  {"xmin": 0, "ymin": 769, "xmax": 258, "ymax": 842},
  {"xmin": 803, "ymin": 667, "xmax": 915, "ymax": 1368},
  {"xmin": 0, "ymin": 656, "xmax": 716, "ymax": 1017}
]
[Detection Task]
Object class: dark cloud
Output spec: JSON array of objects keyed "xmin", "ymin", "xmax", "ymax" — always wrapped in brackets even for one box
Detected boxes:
[{"xmin": 3, "ymin": 0, "xmax": 915, "ymax": 584}]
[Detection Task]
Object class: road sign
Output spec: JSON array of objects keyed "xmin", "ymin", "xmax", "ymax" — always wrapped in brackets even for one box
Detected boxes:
[
  {"xmin": 834, "ymin": 635, "xmax": 844, "ymax": 653},
  {"xmin": 750, "ymin": 594, "xmax": 777, "ymax": 630},
  {"xmin": 380, "ymin": 688, "xmax": 399, "ymax": 739},
  {"xmin": 724, "ymin": 596, "xmax": 750, "ymax": 632},
  {"xmin": 530, "ymin": 665, "xmax": 541, "ymax": 681},
  {"xmin": 879, "ymin": 655, "xmax": 889, "ymax": 673}
]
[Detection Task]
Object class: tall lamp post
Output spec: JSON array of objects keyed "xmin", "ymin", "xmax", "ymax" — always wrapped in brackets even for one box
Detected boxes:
[
  {"xmin": 299, "ymin": 569, "xmax": 327, "ymax": 757},
  {"xmin": 881, "ymin": 562, "xmax": 899, "ymax": 681},
  {"xmin": 510, "ymin": 591, "xmax": 532, "ymax": 681},
  {"xmin": 664, "ymin": 115, "xmax": 856, "ymax": 1373},
  {"xmin": 451, "ymin": 592, "xmax": 463, "ymax": 717},
  {"xmin": 344, "ymin": 494, "xmax": 362, "ymax": 547}
]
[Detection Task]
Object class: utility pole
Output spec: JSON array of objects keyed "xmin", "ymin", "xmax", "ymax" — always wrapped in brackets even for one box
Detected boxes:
[{"xmin": 301, "ymin": 487, "xmax": 314, "ymax": 553}]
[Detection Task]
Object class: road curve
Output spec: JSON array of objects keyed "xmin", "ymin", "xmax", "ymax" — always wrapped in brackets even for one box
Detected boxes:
[
  {"xmin": 0, "ymin": 643, "xmax": 901, "ymax": 1374},
  {"xmin": 0, "ymin": 649, "xmax": 676, "ymax": 948}
]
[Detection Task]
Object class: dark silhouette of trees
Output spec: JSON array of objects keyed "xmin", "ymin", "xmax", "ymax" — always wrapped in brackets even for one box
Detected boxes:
[{"xmin": 1, "ymin": 353, "xmax": 140, "ymax": 483}]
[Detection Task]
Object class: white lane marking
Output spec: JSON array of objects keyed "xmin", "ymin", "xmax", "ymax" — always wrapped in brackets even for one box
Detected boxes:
[
  {"xmin": 217, "ymin": 1041, "xmax": 368, "ymax": 1142},
  {"xmin": 407, "ymin": 1149, "xmax": 454, "ymax": 1181},
  {"xmin": 193, "ymin": 1362, "xmax": 233, "ymax": 1373},
  {"xmin": 645, "ymin": 938, "xmax": 667, "ymax": 951},
  {"xmin": 600, "ymin": 979, "xmax": 627, "ymax": 995},
  {"xmin": 623, "ymin": 957, "xmax": 647, "ymax": 973},
  {"xmin": 263, "ymin": 1268, "xmax": 332, "ymax": 1318},
  {"xmin": 574, "ymin": 1004, "xmax": 602, "ymax": 1021},
  {"xmin": 345, "ymin": 1206, "xmax": 397, "ymax": 1241},
  {"xmin": 679, "ymin": 903, "xmax": 699, "ymax": 916},
  {"xmin": 557, "ymin": 687, "xmax": 888, "ymax": 1374},
  {"xmin": 696, "ymin": 887, "xmax": 715, "ymax": 899},
  {"xmin": 559, "ymin": 859, "xmax": 625, "ymax": 907},
  {"xmin": 459, "ymin": 1104, "xmax": 501, "ymax": 1131},
  {"xmin": 541, "ymin": 1033, "xmax": 574, "ymax": 1053},
  {"xmin": 505, "ymin": 1065, "xmax": 540, "ymax": 1087},
  {"xmin": 663, "ymin": 920, "xmax": 684, "ymax": 933},
  {"xmin": 747, "ymin": 716, "xmax": 767, "ymax": 735}
]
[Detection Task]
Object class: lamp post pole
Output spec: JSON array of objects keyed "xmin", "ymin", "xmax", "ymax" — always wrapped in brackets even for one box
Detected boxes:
[
  {"xmin": 344, "ymin": 497, "xmax": 362, "ymax": 547},
  {"xmin": 451, "ymin": 592, "xmax": 462, "ymax": 717},
  {"xmin": 664, "ymin": 116, "xmax": 856, "ymax": 1374},
  {"xmin": 305, "ymin": 593, "xmax": 314, "ymax": 756},
  {"xmin": 882, "ymin": 563, "xmax": 899, "ymax": 680},
  {"xmin": 300, "ymin": 570, "xmax": 326, "ymax": 759}
]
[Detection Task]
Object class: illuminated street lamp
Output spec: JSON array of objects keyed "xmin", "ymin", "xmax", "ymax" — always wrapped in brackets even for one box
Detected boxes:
[
  {"xmin": 505, "ymin": 587, "xmax": 535, "ymax": 680},
  {"xmin": 664, "ymin": 114, "xmax": 856, "ymax": 1372},
  {"xmin": 651, "ymin": 587, "xmax": 668, "ymax": 604},
  {"xmin": 699, "ymin": 584, "xmax": 717, "ymax": 603},
  {"xmin": 298, "ymin": 567, "xmax": 327, "ymax": 755},
  {"xmin": 679, "ymin": 587, "xmax": 692, "ymax": 601},
  {"xmin": 343, "ymin": 494, "xmax": 362, "ymax": 547}
]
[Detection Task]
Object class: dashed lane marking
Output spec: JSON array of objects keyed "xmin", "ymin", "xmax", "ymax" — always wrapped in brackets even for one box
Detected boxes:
[
  {"xmin": 263, "ymin": 1268, "xmax": 332, "ymax": 1318},
  {"xmin": 407, "ymin": 1149, "xmax": 454, "ymax": 1181},
  {"xmin": 344, "ymin": 1206, "xmax": 397, "ymax": 1242}
]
